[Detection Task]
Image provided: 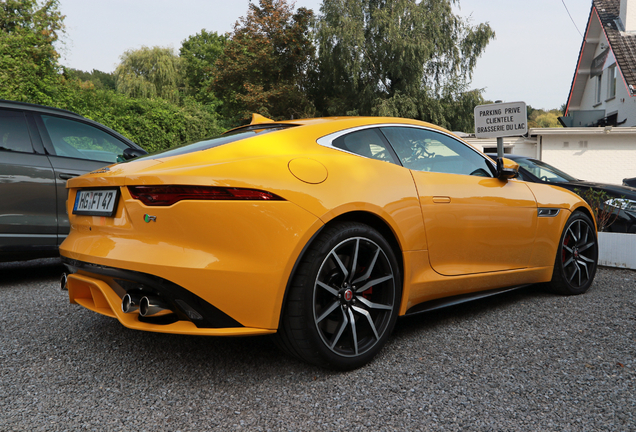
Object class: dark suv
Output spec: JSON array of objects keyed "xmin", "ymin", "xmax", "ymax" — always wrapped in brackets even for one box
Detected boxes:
[{"xmin": 0, "ymin": 99, "xmax": 147, "ymax": 262}]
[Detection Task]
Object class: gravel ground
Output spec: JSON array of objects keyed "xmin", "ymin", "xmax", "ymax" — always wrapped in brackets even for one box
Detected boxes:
[{"xmin": 0, "ymin": 258, "xmax": 634, "ymax": 431}]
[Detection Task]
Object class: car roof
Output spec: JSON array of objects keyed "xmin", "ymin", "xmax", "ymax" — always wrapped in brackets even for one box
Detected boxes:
[
  {"xmin": 226, "ymin": 116, "xmax": 453, "ymax": 139},
  {"xmin": 0, "ymin": 99, "xmax": 143, "ymax": 149},
  {"xmin": 0, "ymin": 99, "xmax": 84, "ymax": 118}
]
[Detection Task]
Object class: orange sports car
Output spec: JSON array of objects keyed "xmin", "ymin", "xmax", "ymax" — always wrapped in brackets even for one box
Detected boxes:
[{"xmin": 60, "ymin": 115, "xmax": 598, "ymax": 369}]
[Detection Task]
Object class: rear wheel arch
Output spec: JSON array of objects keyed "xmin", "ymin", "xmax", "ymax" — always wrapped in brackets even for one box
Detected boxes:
[
  {"xmin": 277, "ymin": 211, "xmax": 405, "ymax": 329},
  {"xmin": 326, "ymin": 211, "xmax": 404, "ymax": 280},
  {"xmin": 274, "ymin": 212, "xmax": 405, "ymax": 368}
]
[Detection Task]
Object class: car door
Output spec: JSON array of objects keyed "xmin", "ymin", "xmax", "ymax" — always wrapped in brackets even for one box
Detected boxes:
[
  {"xmin": 0, "ymin": 109, "xmax": 58, "ymax": 256},
  {"xmin": 380, "ymin": 126, "xmax": 538, "ymax": 276},
  {"xmin": 34, "ymin": 114, "xmax": 137, "ymax": 245}
]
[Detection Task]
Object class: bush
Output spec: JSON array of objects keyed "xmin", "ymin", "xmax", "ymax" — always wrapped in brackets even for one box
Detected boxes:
[
  {"xmin": 53, "ymin": 80, "xmax": 224, "ymax": 152},
  {"xmin": 574, "ymin": 188, "xmax": 621, "ymax": 232}
]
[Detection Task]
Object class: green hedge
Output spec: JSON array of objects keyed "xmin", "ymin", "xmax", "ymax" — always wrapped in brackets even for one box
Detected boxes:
[{"xmin": 51, "ymin": 81, "xmax": 224, "ymax": 152}]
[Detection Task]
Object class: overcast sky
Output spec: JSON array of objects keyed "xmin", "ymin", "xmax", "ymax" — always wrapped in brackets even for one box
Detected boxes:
[{"xmin": 57, "ymin": 0, "xmax": 592, "ymax": 110}]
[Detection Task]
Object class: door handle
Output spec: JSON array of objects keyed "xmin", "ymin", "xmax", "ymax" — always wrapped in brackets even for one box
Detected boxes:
[
  {"xmin": 59, "ymin": 173, "xmax": 79, "ymax": 180},
  {"xmin": 432, "ymin": 196, "xmax": 451, "ymax": 203}
]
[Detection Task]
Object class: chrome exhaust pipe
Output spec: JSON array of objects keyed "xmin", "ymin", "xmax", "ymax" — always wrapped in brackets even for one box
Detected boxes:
[
  {"xmin": 139, "ymin": 296, "xmax": 172, "ymax": 317},
  {"xmin": 60, "ymin": 273, "xmax": 68, "ymax": 291},
  {"xmin": 121, "ymin": 293, "xmax": 142, "ymax": 313}
]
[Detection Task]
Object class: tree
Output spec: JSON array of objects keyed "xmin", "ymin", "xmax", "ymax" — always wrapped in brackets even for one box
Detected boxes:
[
  {"xmin": 527, "ymin": 106, "xmax": 563, "ymax": 128},
  {"xmin": 212, "ymin": 0, "xmax": 316, "ymax": 122},
  {"xmin": 312, "ymin": 0, "xmax": 494, "ymax": 130},
  {"xmin": 0, "ymin": 0, "xmax": 64, "ymax": 104},
  {"xmin": 115, "ymin": 46, "xmax": 183, "ymax": 103},
  {"xmin": 65, "ymin": 68, "xmax": 116, "ymax": 90},
  {"xmin": 179, "ymin": 29, "xmax": 227, "ymax": 104},
  {"xmin": 534, "ymin": 111, "xmax": 562, "ymax": 128}
]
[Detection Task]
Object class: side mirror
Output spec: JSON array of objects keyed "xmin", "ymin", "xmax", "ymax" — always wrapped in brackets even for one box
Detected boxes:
[
  {"xmin": 496, "ymin": 157, "xmax": 519, "ymax": 180},
  {"xmin": 121, "ymin": 147, "xmax": 147, "ymax": 161}
]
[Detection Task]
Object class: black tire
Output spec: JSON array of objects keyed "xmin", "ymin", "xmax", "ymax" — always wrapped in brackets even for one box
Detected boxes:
[
  {"xmin": 547, "ymin": 211, "xmax": 598, "ymax": 295},
  {"xmin": 277, "ymin": 222, "xmax": 401, "ymax": 370}
]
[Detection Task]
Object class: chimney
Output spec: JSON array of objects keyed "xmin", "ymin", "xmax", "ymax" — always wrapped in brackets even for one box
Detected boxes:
[{"xmin": 620, "ymin": 0, "xmax": 636, "ymax": 32}]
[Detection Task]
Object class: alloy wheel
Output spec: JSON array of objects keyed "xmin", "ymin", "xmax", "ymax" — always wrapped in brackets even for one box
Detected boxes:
[
  {"xmin": 561, "ymin": 218, "xmax": 597, "ymax": 288},
  {"xmin": 313, "ymin": 237, "xmax": 396, "ymax": 357}
]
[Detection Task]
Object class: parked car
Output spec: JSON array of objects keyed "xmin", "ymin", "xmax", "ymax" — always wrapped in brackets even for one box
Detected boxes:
[
  {"xmin": 486, "ymin": 154, "xmax": 636, "ymax": 233},
  {"xmin": 624, "ymin": 177, "xmax": 636, "ymax": 188},
  {"xmin": 0, "ymin": 99, "xmax": 147, "ymax": 262},
  {"xmin": 61, "ymin": 115, "xmax": 598, "ymax": 369}
]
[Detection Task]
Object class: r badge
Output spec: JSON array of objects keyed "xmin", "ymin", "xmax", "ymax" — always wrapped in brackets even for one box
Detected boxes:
[{"xmin": 144, "ymin": 214, "xmax": 157, "ymax": 223}]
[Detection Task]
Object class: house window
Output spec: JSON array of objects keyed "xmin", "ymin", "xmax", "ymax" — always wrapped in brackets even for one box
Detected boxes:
[
  {"xmin": 607, "ymin": 64, "xmax": 617, "ymax": 99},
  {"xmin": 595, "ymin": 74, "xmax": 603, "ymax": 104}
]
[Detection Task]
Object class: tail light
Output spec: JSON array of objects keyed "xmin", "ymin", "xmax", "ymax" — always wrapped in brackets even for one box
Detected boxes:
[{"xmin": 128, "ymin": 185, "xmax": 283, "ymax": 206}]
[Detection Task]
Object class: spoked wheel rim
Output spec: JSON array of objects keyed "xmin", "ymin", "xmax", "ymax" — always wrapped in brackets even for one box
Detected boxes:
[
  {"xmin": 313, "ymin": 237, "xmax": 396, "ymax": 358},
  {"xmin": 561, "ymin": 218, "xmax": 597, "ymax": 288}
]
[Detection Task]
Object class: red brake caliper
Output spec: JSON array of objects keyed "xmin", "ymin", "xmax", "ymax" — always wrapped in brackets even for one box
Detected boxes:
[
  {"xmin": 362, "ymin": 287, "xmax": 373, "ymax": 299},
  {"xmin": 562, "ymin": 234, "xmax": 571, "ymax": 263}
]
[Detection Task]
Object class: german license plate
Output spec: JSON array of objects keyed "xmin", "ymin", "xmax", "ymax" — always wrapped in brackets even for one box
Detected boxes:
[{"xmin": 73, "ymin": 189, "xmax": 119, "ymax": 217}]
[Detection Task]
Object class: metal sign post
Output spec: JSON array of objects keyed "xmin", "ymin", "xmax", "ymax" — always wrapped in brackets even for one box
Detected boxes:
[{"xmin": 495, "ymin": 101, "xmax": 503, "ymax": 158}]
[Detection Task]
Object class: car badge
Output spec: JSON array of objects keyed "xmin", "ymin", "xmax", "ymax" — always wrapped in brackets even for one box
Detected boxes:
[{"xmin": 144, "ymin": 214, "xmax": 157, "ymax": 223}]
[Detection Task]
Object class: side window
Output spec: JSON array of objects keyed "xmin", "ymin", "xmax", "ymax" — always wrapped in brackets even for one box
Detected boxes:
[
  {"xmin": 40, "ymin": 115, "xmax": 129, "ymax": 163},
  {"xmin": 333, "ymin": 128, "xmax": 399, "ymax": 164},
  {"xmin": 0, "ymin": 110, "xmax": 34, "ymax": 153},
  {"xmin": 607, "ymin": 64, "xmax": 617, "ymax": 99},
  {"xmin": 381, "ymin": 127, "xmax": 494, "ymax": 177}
]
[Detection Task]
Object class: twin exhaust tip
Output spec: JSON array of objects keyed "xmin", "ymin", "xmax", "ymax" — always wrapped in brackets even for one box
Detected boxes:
[
  {"xmin": 122, "ymin": 293, "xmax": 172, "ymax": 317},
  {"xmin": 62, "ymin": 273, "xmax": 172, "ymax": 318}
]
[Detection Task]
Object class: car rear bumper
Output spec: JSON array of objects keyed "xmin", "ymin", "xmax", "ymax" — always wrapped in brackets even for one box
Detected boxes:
[{"xmin": 63, "ymin": 258, "xmax": 276, "ymax": 336}]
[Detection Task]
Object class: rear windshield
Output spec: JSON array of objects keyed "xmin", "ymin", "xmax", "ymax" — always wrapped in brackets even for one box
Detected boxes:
[{"xmin": 138, "ymin": 125, "xmax": 294, "ymax": 160}]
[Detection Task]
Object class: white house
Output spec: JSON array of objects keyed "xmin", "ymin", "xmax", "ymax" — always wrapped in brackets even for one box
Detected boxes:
[{"xmin": 561, "ymin": 0, "xmax": 636, "ymax": 127}]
